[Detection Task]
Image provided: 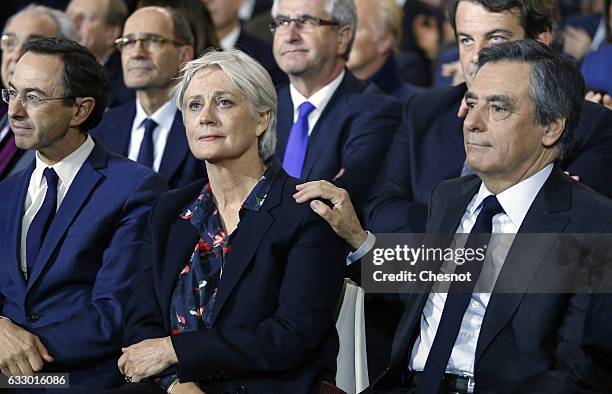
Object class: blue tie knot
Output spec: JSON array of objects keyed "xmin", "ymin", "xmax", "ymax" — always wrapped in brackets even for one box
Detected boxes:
[
  {"xmin": 141, "ymin": 118, "xmax": 158, "ymax": 134},
  {"xmin": 43, "ymin": 167, "xmax": 59, "ymax": 189},
  {"xmin": 480, "ymin": 195, "xmax": 504, "ymax": 218},
  {"xmin": 297, "ymin": 101, "xmax": 315, "ymax": 119}
]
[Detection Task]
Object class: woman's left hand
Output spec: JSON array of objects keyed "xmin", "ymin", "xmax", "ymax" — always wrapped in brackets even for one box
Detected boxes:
[{"xmin": 118, "ymin": 337, "xmax": 178, "ymax": 383}]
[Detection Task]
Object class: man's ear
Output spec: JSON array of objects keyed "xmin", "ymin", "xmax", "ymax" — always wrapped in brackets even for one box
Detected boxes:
[
  {"xmin": 179, "ymin": 45, "xmax": 195, "ymax": 64},
  {"xmin": 376, "ymin": 34, "xmax": 393, "ymax": 55},
  {"xmin": 337, "ymin": 26, "xmax": 353, "ymax": 58},
  {"xmin": 541, "ymin": 117, "xmax": 565, "ymax": 148},
  {"xmin": 69, "ymin": 97, "xmax": 96, "ymax": 128}
]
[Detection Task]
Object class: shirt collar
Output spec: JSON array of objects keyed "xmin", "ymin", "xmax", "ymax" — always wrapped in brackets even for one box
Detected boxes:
[
  {"xmin": 289, "ymin": 69, "xmax": 345, "ymax": 116},
  {"xmin": 220, "ymin": 25, "xmax": 241, "ymax": 50},
  {"xmin": 180, "ymin": 157, "xmax": 282, "ymax": 225},
  {"xmin": 468, "ymin": 163, "xmax": 553, "ymax": 228},
  {"xmin": 134, "ymin": 97, "xmax": 177, "ymax": 131},
  {"xmin": 33, "ymin": 134, "xmax": 95, "ymax": 189}
]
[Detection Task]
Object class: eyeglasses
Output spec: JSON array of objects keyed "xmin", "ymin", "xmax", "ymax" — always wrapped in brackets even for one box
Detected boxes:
[
  {"xmin": 269, "ymin": 15, "xmax": 339, "ymax": 33},
  {"xmin": 1, "ymin": 88, "xmax": 74, "ymax": 110},
  {"xmin": 1, "ymin": 33, "xmax": 44, "ymax": 53},
  {"xmin": 115, "ymin": 34, "xmax": 186, "ymax": 52}
]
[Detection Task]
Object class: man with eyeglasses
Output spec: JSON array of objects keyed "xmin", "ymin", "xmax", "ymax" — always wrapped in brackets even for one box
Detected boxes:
[
  {"xmin": 202, "ymin": 0, "xmax": 287, "ymax": 87},
  {"xmin": 0, "ymin": 5, "xmax": 76, "ymax": 181},
  {"xmin": 66, "ymin": 0, "xmax": 134, "ymax": 108},
  {"xmin": 271, "ymin": 0, "xmax": 401, "ymax": 217},
  {"xmin": 91, "ymin": 6, "xmax": 205, "ymax": 190},
  {"xmin": 0, "ymin": 37, "xmax": 166, "ymax": 390}
]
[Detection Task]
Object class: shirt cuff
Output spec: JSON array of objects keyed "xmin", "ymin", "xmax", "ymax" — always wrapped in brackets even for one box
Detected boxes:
[
  {"xmin": 346, "ymin": 231, "xmax": 375, "ymax": 265},
  {"xmin": 0, "ymin": 316, "xmax": 11, "ymax": 323}
]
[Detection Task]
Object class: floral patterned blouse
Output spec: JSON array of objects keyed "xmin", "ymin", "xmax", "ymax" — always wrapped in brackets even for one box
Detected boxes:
[{"xmin": 169, "ymin": 158, "xmax": 281, "ymax": 335}]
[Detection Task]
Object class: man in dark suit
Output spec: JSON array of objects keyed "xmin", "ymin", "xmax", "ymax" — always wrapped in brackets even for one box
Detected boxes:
[
  {"xmin": 91, "ymin": 6, "xmax": 205, "ymax": 189},
  {"xmin": 202, "ymin": 0, "xmax": 287, "ymax": 86},
  {"xmin": 271, "ymin": 0, "xmax": 401, "ymax": 214},
  {"xmin": 66, "ymin": 0, "xmax": 134, "ymax": 108},
  {"xmin": 347, "ymin": 0, "xmax": 422, "ymax": 102},
  {"xmin": 0, "ymin": 5, "xmax": 77, "ymax": 181},
  {"xmin": 298, "ymin": 40, "xmax": 612, "ymax": 393},
  {"xmin": 0, "ymin": 37, "xmax": 166, "ymax": 389},
  {"xmin": 365, "ymin": 0, "xmax": 612, "ymax": 234}
]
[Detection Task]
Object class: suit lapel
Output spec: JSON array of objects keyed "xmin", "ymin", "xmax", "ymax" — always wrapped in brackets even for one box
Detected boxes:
[
  {"xmin": 104, "ymin": 102, "xmax": 135, "ymax": 156},
  {"xmin": 26, "ymin": 145, "xmax": 106, "ymax": 291},
  {"xmin": 475, "ymin": 168, "xmax": 571, "ymax": 362},
  {"xmin": 6, "ymin": 163, "xmax": 34, "ymax": 292},
  {"xmin": 301, "ymin": 73, "xmax": 354, "ymax": 179},
  {"xmin": 209, "ymin": 174, "xmax": 285, "ymax": 326},
  {"xmin": 276, "ymin": 88, "xmax": 293, "ymax": 161},
  {"xmin": 159, "ymin": 217, "xmax": 200, "ymax": 324},
  {"xmin": 158, "ymin": 110, "xmax": 190, "ymax": 185}
]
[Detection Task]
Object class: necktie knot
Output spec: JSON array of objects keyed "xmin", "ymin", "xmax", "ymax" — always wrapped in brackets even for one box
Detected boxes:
[
  {"xmin": 480, "ymin": 195, "xmax": 504, "ymax": 219},
  {"xmin": 137, "ymin": 118, "xmax": 158, "ymax": 168},
  {"xmin": 297, "ymin": 101, "xmax": 315, "ymax": 119},
  {"xmin": 43, "ymin": 167, "xmax": 59, "ymax": 189},
  {"xmin": 141, "ymin": 118, "xmax": 158, "ymax": 134}
]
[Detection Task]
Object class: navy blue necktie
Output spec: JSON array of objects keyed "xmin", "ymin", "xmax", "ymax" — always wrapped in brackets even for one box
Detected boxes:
[
  {"xmin": 283, "ymin": 101, "xmax": 315, "ymax": 178},
  {"xmin": 136, "ymin": 118, "xmax": 158, "ymax": 168},
  {"xmin": 26, "ymin": 167, "xmax": 59, "ymax": 276},
  {"xmin": 416, "ymin": 195, "xmax": 504, "ymax": 394}
]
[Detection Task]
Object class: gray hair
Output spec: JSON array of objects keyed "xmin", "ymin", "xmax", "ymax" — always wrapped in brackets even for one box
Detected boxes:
[
  {"xmin": 173, "ymin": 49, "xmax": 277, "ymax": 162},
  {"xmin": 477, "ymin": 40, "xmax": 585, "ymax": 162},
  {"xmin": 3, "ymin": 4, "xmax": 77, "ymax": 41},
  {"xmin": 272, "ymin": 0, "xmax": 357, "ymax": 60}
]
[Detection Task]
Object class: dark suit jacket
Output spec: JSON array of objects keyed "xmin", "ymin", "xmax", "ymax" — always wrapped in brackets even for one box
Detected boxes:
[
  {"xmin": 235, "ymin": 29, "xmax": 288, "ymax": 87},
  {"xmin": 372, "ymin": 167, "xmax": 612, "ymax": 393},
  {"xmin": 276, "ymin": 70, "xmax": 402, "ymax": 214},
  {"xmin": 365, "ymin": 83, "xmax": 612, "ymax": 234},
  {"xmin": 368, "ymin": 55, "xmax": 423, "ymax": 102},
  {"xmin": 0, "ymin": 141, "xmax": 167, "ymax": 389},
  {"xmin": 91, "ymin": 99, "xmax": 206, "ymax": 189},
  {"xmin": 122, "ymin": 168, "xmax": 346, "ymax": 394},
  {"xmin": 104, "ymin": 50, "xmax": 134, "ymax": 109}
]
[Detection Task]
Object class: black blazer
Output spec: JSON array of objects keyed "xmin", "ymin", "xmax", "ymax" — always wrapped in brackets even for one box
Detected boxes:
[
  {"xmin": 365, "ymin": 83, "xmax": 612, "ymax": 234},
  {"xmin": 276, "ymin": 70, "xmax": 402, "ymax": 215},
  {"xmin": 122, "ymin": 168, "xmax": 346, "ymax": 394},
  {"xmin": 91, "ymin": 99, "xmax": 206, "ymax": 189},
  {"xmin": 372, "ymin": 167, "xmax": 612, "ymax": 394}
]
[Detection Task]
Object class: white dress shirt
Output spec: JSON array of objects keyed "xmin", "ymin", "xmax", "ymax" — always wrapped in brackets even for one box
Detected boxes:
[
  {"xmin": 409, "ymin": 163, "xmax": 554, "ymax": 376},
  {"xmin": 127, "ymin": 97, "xmax": 176, "ymax": 172},
  {"xmin": 289, "ymin": 70, "xmax": 345, "ymax": 136},
  {"xmin": 220, "ymin": 26, "xmax": 241, "ymax": 50},
  {"xmin": 20, "ymin": 136, "xmax": 95, "ymax": 278}
]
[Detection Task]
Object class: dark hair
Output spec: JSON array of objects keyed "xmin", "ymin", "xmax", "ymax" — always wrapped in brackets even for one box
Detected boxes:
[
  {"xmin": 136, "ymin": 1, "xmax": 219, "ymax": 55},
  {"xmin": 105, "ymin": 0, "xmax": 129, "ymax": 28},
  {"xmin": 23, "ymin": 37, "xmax": 109, "ymax": 132},
  {"xmin": 477, "ymin": 40, "xmax": 584, "ymax": 161},
  {"xmin": 447, "ymin": 0, "xmax": 556, "ymax": 39}
]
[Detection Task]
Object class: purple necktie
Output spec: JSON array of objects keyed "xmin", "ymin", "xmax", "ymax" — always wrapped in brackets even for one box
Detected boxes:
[
  {"xmin": 0, "ymin": 131, "xmax": 18, "ymax": 176},
  {"xmin": 26, "ymin": 168, "xmax": 59, "ymax": 276},
  {"xmin": 283, "ymin": 101, "xmax": 315, "ymax": 178},
  {"xmin": 136, "ymin": 118, "xmax": 158, "ymax": 168}
]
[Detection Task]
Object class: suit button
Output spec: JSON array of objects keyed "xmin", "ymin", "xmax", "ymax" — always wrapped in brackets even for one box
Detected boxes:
[
  {"xmin": 26, "ymin": 313, "xmax": 39, "ymax": 322},
  {"xmin": 235, "ymin": 385, "xmax": 247, "ymax": 394}
]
